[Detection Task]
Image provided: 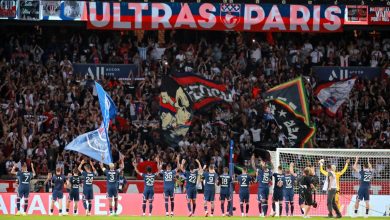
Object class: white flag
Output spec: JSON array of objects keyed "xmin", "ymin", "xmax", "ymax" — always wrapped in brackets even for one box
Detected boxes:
[{"xmin": 315, "ymin": 78, "xmax": 356, "ymax": 116}]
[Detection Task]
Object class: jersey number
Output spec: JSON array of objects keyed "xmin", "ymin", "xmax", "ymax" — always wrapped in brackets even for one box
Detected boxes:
[
  {"xmin": 109, "ymin": 174, "xmax": 115, "ymax": 182},
  {"xmin": 189, "ymin": 175, "xmax": 196, "ymax": 183},
  {"xmin": 165, "ymin": 173, "xmax": 173, "ymax": 181},
  {"xmin": 241, "ymin": 177, "xmax": 247, "ymax": 185},
  {"xmin": 222, "ymin": 178, "xmax": 228, "ymax": 185},
  {"xmin": 146, "ymin": 178, "xmax": 154, "ymax": 186},
  {"xmin": 363, "ymin": 174, "xmax": 371, "ymax": 182},
  {"xmin": 207, "ymin": 176, "xmax": 214, "ymax": 184},
  {"xmin": 86, "ymin": 176, "xmax": 93, "ymax": 184},
  {"xmin": 262, "ymin": 175, "xmax": 269, "ymax": 182},
  {"xmin": 24, "ymin": 175, "xmax": 29, "ymax": 182},
  {"xmin": 286, "ymin": 179, "xmax": 292, "ymax": 187}
]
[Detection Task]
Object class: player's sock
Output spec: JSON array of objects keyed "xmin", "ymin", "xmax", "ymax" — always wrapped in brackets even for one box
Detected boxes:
[
  {"xmin": 258, "ymin": 202, "xmax": 262, "ymax": 214},
  {"xmin": 204, "ymin": 204, "xmax": 207, "ymax": 212},
  {"xmin": 192, "ymin": 203, "xmax": 196, "ymax": 213},
  {"xmin": 246, "ymin": 203, "xmax": 249, "ymax": 214},
  {"xmin": 83, "ymin": 199, "xmax": 87, "ymax": 210},
  {"xmin": 88, "ymin": 201, "xmax": 92, "ymax": 212},
  {"xmin": 114, "ymin": 198, "xmax": 118, "ymax": 213},
  {"xmin": 74, "ymin": 209, "xmax": 77, "ymax": 214},
  {"xmin": 165, "ymin": 197, "xmax": 169, "ymax": 213},
  {"xmin": 354, "ymin": 209, "xmax": 358, "ymax": 214},
  {"xmin": 272, "ymin": 201, "xmax": 276, "ymax": 212},
  {"xmin": 300, "ymin": 207, "xmax": 304, "ymax": 214},
  {"xmin": 366, "ymin": 209, "xmax": 369, "ymax": 215},
  {"xmin": 262, "ymin": 202, "xmax": 268, "ymax": 215},
  {"xmin": 66, "ymin": 208, "xmax": 69, "ymax": 213},
  {"xmin": 170, "ymin": 197, "xmax": 174, "ymax": 212},
  {"xmin": 24, "ymin": 199, "xmax": 28, "ymax": 213},
  {"xmin": 50, "ymin": 209, "xmax": 54, "ymax": 214},
  {"xmin": 221, "ymin": 201, "xmax": 225, "ymax": 214},
  {"xmin": 187, "ymin": 202, "xmax": 192, "ymax": 212},
  {"xmin": 142, "ymin": 200, "xmax": 146, "ymax": 213},
  {"xmin": 286, "ymin": 202, "xmax": 289, "ymax": 215},
  {"xmin": 149, "ymin": 203, "xmax": 153, "ymax": 214},
  {"xmin": 109, "ymin": 207, "xmax": 113, "ymax": 214},
  {"xmin": 16, "ymin": 198, "xmax": 21, "ymax": 211},
  {"xmin": 290, "ymin": 202, "xmax": 294, "ymax": 215},
  {"xmin": 227, "ymin": 201, "xmax": 232, "ymax": 213},
  {"xmin": 279, "ymin": 202, "xmax": 282, "ymax": 216},
  {"xmin": 240, "ymin": 203, "xmax": 244, "ymax": 213},
  {"xmin": 211, "ymin": 203, "xmax": 214, "ymax": 215}
]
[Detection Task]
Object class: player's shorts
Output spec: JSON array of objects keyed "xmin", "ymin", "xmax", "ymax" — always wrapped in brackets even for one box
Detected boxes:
[
  {"xmin": 143, "ymin": 189, "xmax": 155, "ymax": 200},
  {"xmin": 204, "ymin": 190, "xmax": 215, "ymax": 202},
  {"xmin": 164, "ymin": 188, "xmax": 174, "ymax": 198},
  {"xmin": 303, "ymin": 191, "xmax": 313, "ymax": 206},
  {"xmin": 258, "ymin": 187, "xmax": 270, "ymax": 201},
  {"xmin": 83, "ymin": 187, "xmax": 94, "ymax": 200},
  {"xmin": 357, "ymin": 188, "xmax": 370, "ymax": 201},
  {"xmin": 273, "ymin": 189, "xmax": 284, "ymax": 201},
  {"xmin": 186, "ymin": 187, "xmax": 197, "ymax": 200},
  {"xmin": 17, "ymin": 186, "xmax": 30, "ymax": 198},
  {"xmin": 284, "ymin": 189, "xmax": 294, "ymax": 202},
  {"xmin": 107, "ymin": 186, "xmax": 118, "ymax": 198},
  {"xmin": 239, "ymin": 191, "xmax": 250, "ymax": 203},
  {"xmin": 220, "ymin": 191, "xmax": 232, "ymax": 201},
  {"xmin": 52, "ymin": 190, "xmax": 63, "ymax": 201},
  {"xmin": 69, "ymin": 189, "xmax": 80, "ymax": 201}
]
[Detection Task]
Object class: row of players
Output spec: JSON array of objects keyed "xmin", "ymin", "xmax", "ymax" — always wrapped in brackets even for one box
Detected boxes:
[{"xmin": 11, "ymin": 156, "xmax": 372, "ymax": 217}]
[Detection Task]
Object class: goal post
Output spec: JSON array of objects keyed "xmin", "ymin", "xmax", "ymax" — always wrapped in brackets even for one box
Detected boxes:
[{"xmin": 275, "ymin": 148, "xmax": 390, "ymax": 217}]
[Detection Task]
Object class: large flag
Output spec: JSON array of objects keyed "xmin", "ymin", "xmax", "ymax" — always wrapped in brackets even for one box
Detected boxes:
[
  {"xmin": 268, "ymin": 100, "xmax": 315, "ymax": 147},
  {"xmin": 160, "ymin": 76, "xmax": 193, "ymax": 148},
  {"xmin": 263, "ymin": 77, "xmax": 315, "ymax": 147},
  {"xmin": 65, "ymin": 82, "xmax": 117, "ymax": 164},
  {"xmin": 171, "ymin": 73, "xmax": 233, "ymax": 110},
  {"xmin": 314, "ymin": 77, "xmax": 356, "ymax": 116}
]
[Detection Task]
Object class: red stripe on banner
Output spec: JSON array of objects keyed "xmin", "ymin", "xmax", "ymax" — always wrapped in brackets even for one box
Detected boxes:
[
  {"xmin": 193, "ymin": 97, "xmax": 223, "ymax": 110},
  {"xmin": 159, "ymin": 97, "xmax": 177, "ymax": 113},
  {"xmin": 173, "ymin": 76, "xmax": 227, "ymax": 91}
]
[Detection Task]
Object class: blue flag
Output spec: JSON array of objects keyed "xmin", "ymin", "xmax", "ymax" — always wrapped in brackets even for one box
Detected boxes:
[
  {"xmin": 65, "ymin": 82, "xmax": 117, "ymax": 164},
  {"xmin": 65, "ymin": 124, "xmax": 113, "ymax": 165}
]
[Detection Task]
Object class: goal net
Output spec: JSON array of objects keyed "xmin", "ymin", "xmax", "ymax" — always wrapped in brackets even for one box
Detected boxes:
[{"xmin": 275, "ymin": 148, "xmax": 390, "ymax": 217}]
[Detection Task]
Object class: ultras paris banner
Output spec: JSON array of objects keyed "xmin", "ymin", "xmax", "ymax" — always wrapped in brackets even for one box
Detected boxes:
[{"xmin": 87, "ymin": 2, "xmax": 345, "ymax": 32}]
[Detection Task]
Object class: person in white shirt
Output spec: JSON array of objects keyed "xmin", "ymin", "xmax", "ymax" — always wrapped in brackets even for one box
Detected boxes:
[
  {"xmin": 339, "ymin": 50, "xmax": 349, "ymax": 67},
  {"xmin": 326, "ymin": 165, "xmax": 342, "ymax": 218},
  {"xmin": 370, "ymin": 47, "xmax": 383, "ymax": 67},
  {"xmin": 310, "ymin": 48, "xmax": 323, "ymax": 65},
  {"xmin": 250, "ymin": 125, "xmax": 261, "ymax": 147}
]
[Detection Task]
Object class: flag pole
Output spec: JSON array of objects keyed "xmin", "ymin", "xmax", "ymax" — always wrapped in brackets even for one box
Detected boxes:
[{"xmin": 229, "ymin": 138, "xmax": 234, "ymax": 216}]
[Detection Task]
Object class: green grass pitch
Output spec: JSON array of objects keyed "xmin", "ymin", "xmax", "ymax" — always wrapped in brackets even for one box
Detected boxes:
[{"xmin": 1, "ymin": 216, "xmax": 389, "ymax": 220}]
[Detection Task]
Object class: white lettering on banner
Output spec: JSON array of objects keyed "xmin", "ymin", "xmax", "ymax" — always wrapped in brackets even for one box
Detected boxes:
[
  {"xmin": 28, "ymin": 195, "xmax": 46, "ymax": 214},
  {"xmin": 198, "ymin": 3, "xmax": 216, "ymax": 29},
  {"xmin": 243, "ymin": 4, "xmax": 265, "ymax": 30},
  {"xmin": 324, "ymin": 6, "xmax": 342, "ymax": 31},
  {"xmin": 175, "ymin": 3, "xmax": 197, "ymax": 28},
  {"xmin": 151, "ymin": 3, "xmax": 172, "ymax": 29},
  {"xmin": 0, "ymin": 195, "xmax": 8, "ymax": 214},
  {"xmin": 116, "ymin": 195, "xmax": 123, "ymax": 214},
  {"xmin": 263, "ymin": 5, "xmax": 286, "ymax": 30},
  {"xmin": 89, "ymin": 2, "xmax": 110, "ymax": 28},
  {"xmin": 284, "ymin": 120, "xmax": 299, "ymax": 141},
  {"xmin": 94, "ymin": 195, "xmax": 107, "ymax": 215},
  {"xmin": 113, "ymin": 3, "xmax": 130, "ymax": 29},
  {"xmin": 184, "ymin": 85, "xmax": 233, "ymax": 104},
  {"xmin": 10, "ymin": 194, "xmax": 16, "ymax": 214}
]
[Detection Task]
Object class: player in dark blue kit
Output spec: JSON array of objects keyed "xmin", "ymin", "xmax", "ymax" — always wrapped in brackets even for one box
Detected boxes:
[
  {"xmin": 133, "ymin": 160, "xmax": 161, "ymax": 216},
  {"xmin": 11, "ymin": 162, "xmax": 36, "ymax": 216},
  {"xmin": 181, "ymin": 158, "xmax": 202, "ymax": 217},
  {"xmin": 252, "ymin": 155, "xmax": 272, "ymax": 217},
  {"xmin": 202, "ymin": 164, "xmax": 218, "ymax": 217},
  {"xmin": 283, "ymin": 162, "xmax": 297, "ymax": 216},
  {"xmin": 219, "ymin": 167, "xmax": 232, "ymax": 217},
  {"xmin": 100, "ymin": 158, "xmax": 124, "ymax": 216},
  {"xmin": 238, "ymin": 167, "xmax": 251, "ymax": 217},
  {"xmin": 271, "ymin": 165, "xmax": 284, "ymax": 217},
  {"xmin": 78, "ymin": 159, "xmax": 98, "ymax": 216},
  {"xmin": 353, "ymin": 157, "xmax": 372, "ymax": 218},
  {"xmin": 160, "ymin": 156, "xmax": 181, "ymax": 216},
  {"xmin": 66, "ymin": 168, "xmax": 81, "ymax": 215},
  {"xmin": 118, "ymin": 170, "xmax": 127, "ymax": 193},
  {"xmin": 49, "ymin": 167, "xmax": 67, "ymax": 216}
]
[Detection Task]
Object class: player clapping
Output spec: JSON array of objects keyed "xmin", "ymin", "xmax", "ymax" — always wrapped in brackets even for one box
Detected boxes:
[
  {"xmin": 66, "ymin": 168, "xmax": 81, "ymax": 215},
  {"xmin": 271, "ymin": 165, "xmax": 284, "ymax": 217},
  {"xmin": 160, "ymin": 155, "xmax": 181, "ymax": 216},
  {"xmin": 353, "ymin": 157, "xmax": 373, "ymax": 218},
  {"xmin": 238, "ymin": 167, "xmax": 251, "ymax": 217},
  {"xmin": 202, "ymin": 164, "xmax": 218, "ymax": 217},
  {"xmin": 219, "ymin": 167, "xmax": 232, "ymax": 217},
  {"xmin": 78, "ymin": 159, "xmax": 98, "ymax": 216},
  {"xmin": 100, "ymin": 158, "xmax": 124, "ymax": 216},
  {"xmin": 181, "ymin": 158, "xmax": 203, "ymax": 217},
  {"xmin": 252, "ymin": 155, "xmax": 272, "ymax": 217},
  {"xmin": 10, "ymin": 162, "xmax": 36, "ymax": 216},
  {"xmin": 49, "ymin": 167, "xmax": 67, "ymax": 216},
  {"xmin": 283, "ymin": 162, "xmax": 297, "ymax": 216}
]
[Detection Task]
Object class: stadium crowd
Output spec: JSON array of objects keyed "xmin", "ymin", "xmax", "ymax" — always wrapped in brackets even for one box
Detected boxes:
[{"xmin": 0, "ymin": 27, "xmax": 389, "ymax": 178}]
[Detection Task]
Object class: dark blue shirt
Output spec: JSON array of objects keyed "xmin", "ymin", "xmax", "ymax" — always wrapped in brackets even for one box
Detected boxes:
[
  {"xmin": 70, "ymin": 176, "xmax": 81, "ymax": 190},
  {"xmin": 257, "ymin": 169, "xmax": 272, "ymax": 188},
  {"xmin": 238, "ymin": 174, "xmax": 250, "ymax": 192},
  {"xmin": 283, "ymin": 174, "xmax": 295, "ymax": 190},
  {"xmin": 203, "ymin": 172, "xmax": 218, "ymax": 191},
  {"xmin": 52, "ymin": 174, "xmax": 66, "ymax": 191},
  {"xmin": 219, "ymin": 174, "xmax": 232, "ymax": 192},
  {"xmin": 142, "ymin": 173, "xmax": 156, "ymax": 190},
  {"xmin": 104, "ymin": 169, "xmax": 119, "ymax": 187},
  {"xmin": 184, "ymin": 170, "xmax": 198, "ymax": 189},
  {"xmin": 82, "ymin": 171, "xmax": 95, "ymax": 189},
  {"xmin": 161, "ymin": 170, "xmax": 176, "ymax": 189},
  {"xmin": 273, "ymin": 173, "xmax": 284, "ymax": 191},
  {"xmin": 17, "ymin": 171, "xmax": 33, "ymax": 187},
  {"xmin": 359, "ymin": 169, "xmax": 372, "ymax": 188}
]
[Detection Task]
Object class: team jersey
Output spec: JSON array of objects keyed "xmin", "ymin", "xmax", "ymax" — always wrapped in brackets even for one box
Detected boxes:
[
  {"xmin": 104, "ymin": 169, "xmax": 119, "ymax": 187},
  {"xmin": 257, "ymin": 169, "xmax": 272, "ymax": 188},
  {"xmin": 203, "ymin": 172, "xmax": 218, "ymax": 191},
  {"xmin": 219, "ymin": 174, "xmax": 232, "ymax": 190},
  {"xmin": 283, "ymin": 174, "xmax": 295, "ymax": 190},
  {"xmin": 118, "ymin": 176, "xmax": 127, "ymax": 190},
  {"xmin": 52, "ymin": 174, "xmax": 66, "ymax": 191},
  {"xmin": 69, "ymin": 176, "xmax": 81, "ymax": 189},
  {"xmin": 161, "ymin": 170, "xmax": 176, "ymax": 189},
  {"xmin": 17, "ymin": 171, "xmax": 33, "ymax": 186},
  {"xmin": 184, "ymin": 170, "xmax": 198, "ymax": 189},
  {"xmin": 359, "ymin": 169, "xmax": 372, "ymax": 188},
  {"xmin": 238, "ymin": 174, "xmax": 250, "ymax": 190},
  {"xmin": 142, "ymin": 173, "xmax": 156, "ymax": 190},
  {"xmin": 273, "ymin": 173, "xmax": 284, "ymax": 191},
  {"xmin": 82, "ymin": 171, "xmax": 95, "ymax": 189}
]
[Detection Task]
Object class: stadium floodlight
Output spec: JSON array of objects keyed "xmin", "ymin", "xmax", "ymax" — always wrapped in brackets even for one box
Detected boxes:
[{"xmin": 275, "ymin": 148, "xmax": 390, "ymax": 217}]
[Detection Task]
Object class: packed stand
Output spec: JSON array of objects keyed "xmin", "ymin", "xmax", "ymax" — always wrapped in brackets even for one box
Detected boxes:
[{"xmin": 0, "ymin": 27, "xmax": 389, "ymax": 178}]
